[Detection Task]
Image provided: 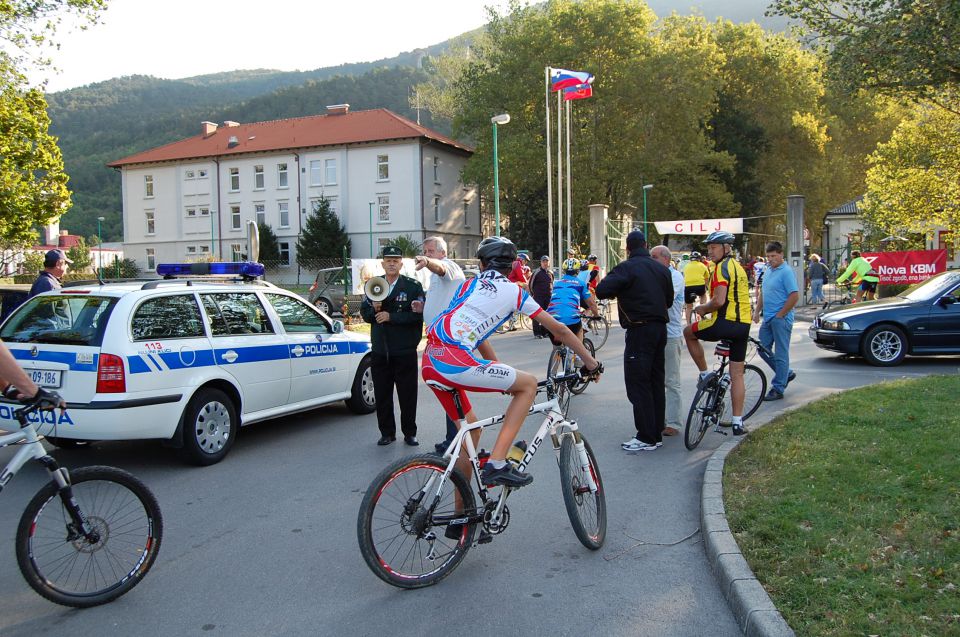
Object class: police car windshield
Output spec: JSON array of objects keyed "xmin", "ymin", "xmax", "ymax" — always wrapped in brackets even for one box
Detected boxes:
[{"xmin": 0, "ymin": 295, "xmax": 117, "ymax": 346}]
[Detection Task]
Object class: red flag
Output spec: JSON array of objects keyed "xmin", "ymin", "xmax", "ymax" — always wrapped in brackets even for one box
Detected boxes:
[{"xmin": 563, "ymin": 83, "xmax": 593, "ymax": 101}]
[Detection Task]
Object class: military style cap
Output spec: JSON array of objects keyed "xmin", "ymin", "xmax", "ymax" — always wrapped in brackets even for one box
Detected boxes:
[{"xmin": 380, "ymin": 245, "xmax": 403, "ymax": 258}]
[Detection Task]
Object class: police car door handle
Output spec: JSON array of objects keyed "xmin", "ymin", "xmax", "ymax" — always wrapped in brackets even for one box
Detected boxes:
[{"xmin": 221, "ymin": 350, "xmax": 238, "ymax": 363}]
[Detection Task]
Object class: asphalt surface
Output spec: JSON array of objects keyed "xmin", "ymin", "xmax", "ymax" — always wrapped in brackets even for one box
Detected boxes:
[{"xmin": 1, "ymin": 315, "xmax": 957, "ymax": 637}]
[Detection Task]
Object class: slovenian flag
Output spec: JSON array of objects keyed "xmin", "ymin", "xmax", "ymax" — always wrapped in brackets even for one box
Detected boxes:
[
  {"xmin": 563, "ymin": 83, "xmax": 593, "ymax": 101},
  {"xmin": 551, "ymin": 68, "xmax": 594, "ymax": 92}
]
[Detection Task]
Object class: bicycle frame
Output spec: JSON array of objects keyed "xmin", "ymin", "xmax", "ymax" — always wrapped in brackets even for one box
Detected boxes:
[{"xmin": 0, "ymin": 426, "xmax": 51, "ymax": 494}]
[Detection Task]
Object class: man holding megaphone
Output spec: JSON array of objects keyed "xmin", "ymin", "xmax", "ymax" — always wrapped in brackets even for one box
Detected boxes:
[{"xmin": 360, "ymin": 245, "xmax": 425, "ymax": 447}]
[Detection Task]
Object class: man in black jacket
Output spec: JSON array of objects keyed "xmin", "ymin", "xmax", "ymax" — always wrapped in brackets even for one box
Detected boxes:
[
  {"xmin": 529, "ymin": 256, "xmax": 554, "ymax": 338},
  {"xmin": 360, "ymin": 246, "xmax": 425, "ymax": 446},
  {"xmin": 595, "ymin": 231, "xmax": 674, "ymax": 453}
]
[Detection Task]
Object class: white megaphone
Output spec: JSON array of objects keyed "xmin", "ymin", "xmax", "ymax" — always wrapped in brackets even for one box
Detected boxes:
[{"xmin": 364, "ymin": 276, "xmax": 390, "ymax": 302}]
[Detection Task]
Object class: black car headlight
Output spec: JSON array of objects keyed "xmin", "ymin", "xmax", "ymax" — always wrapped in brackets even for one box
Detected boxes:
[{"xmin": 820, "ymin": 320, "xmax": 851, "ymax": 330}]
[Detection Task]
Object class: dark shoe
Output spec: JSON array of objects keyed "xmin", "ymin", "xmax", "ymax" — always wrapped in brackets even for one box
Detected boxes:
[
  {"xmin": 404, "ymin": 436, "xmax": 419, "ymax": 446},
  {"xmin": 732, "ymin": 424, "xmax": 746, "ymax": 436},
  {"xmin": 434, "ymin": 439, "xmax": 452, "ymax": 454},
  {"xmin": 377, "ymin": 435, "xmax": 396, "ymax": 446},
  {"xmin": 787, "ymin": 371, "xmax": 796, "ymax": 384},
  {"xmin": 662, "ymin": 426, "xmax": 679, "ymax": 437},
  {"xmin": 481, "ymin": 462, "xmax": 533, "ymax": 488},
  {"xmin": 763, "ymin": 389, "xmax": 784, "ymax": 401}
]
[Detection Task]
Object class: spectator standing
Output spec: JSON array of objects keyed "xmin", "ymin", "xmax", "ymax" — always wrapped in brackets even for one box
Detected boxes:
[
  {"xmin": 683, "ymin": 251, "xmax": 710, "ymax": 325},
  {"xmin": 506, "ymin": 253, "xmax": 530, "ymax": 330},
  {"xmin": 360, "ymin": 246, "xmax": 425, "ymax": 446},
  {"xmin": 29, "ymin": 250, "xmax": 72, "ymax": 299},
  {"xmin": 752, "ymin": 241, "xmax": 799, "ymax": 401},
  {"xmin": 650, "ymin": 245, "xmax": 685, "ymax": 436},
  {"xmin": 415, "ymin": 237, "xmax": 465, "ymax": 453},
  {"xmin": 807, "ymin": 254, "xmax": 828, "ymax": 304},
  {"xmin": 596, "ymin": 231, "xmax": 674, "ymax": 453},
  {"xmin": 529, "ymin": 256, "xmax": 554, "ymax": 339}
]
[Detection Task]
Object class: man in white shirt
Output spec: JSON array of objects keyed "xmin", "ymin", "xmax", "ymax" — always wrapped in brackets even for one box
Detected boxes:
[
  {"xmin": 414, "ymin": 236, "xmax": 466, "ymax": 452},
  {"xmin": 651, "ymin": 245, "xmax": 685, "ymax": 436}
]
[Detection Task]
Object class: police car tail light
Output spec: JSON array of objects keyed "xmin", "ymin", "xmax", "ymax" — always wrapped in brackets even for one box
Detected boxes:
[{"xmin": 97, "ymin": 353, "xmax": 126, "ymax": 393}]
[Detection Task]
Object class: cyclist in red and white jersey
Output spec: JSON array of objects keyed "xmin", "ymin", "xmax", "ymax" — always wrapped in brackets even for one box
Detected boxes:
[{"xmin": 423, "ymin": 237, "xmax": 602, "ymax": 488}]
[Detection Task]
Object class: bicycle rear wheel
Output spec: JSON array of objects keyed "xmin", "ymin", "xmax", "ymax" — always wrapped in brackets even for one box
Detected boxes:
[
  {"xmin": 16, "ymin": 465, "xmax": 162, "ymax": 608},
  {"xmin": 684, "ymin": 382, "xmax": 718, "ymax": 450},
  {"xmin": 559, "ymin": 435, "xmax": 606, "ymax": 549},
  {"xmin": 586, "ymin": 317, "xmax": 609, "ymax": 350},
  {"xmin": 569, "ymin": 337, "xmax": 595, "ymax": 395},
  {"xmin": 357, "ymin": 454, "xmax": 476, "ymax": 588},
  {"xmin": 720, "ymin": 364, "xmax": 767, "ymax": 422}
]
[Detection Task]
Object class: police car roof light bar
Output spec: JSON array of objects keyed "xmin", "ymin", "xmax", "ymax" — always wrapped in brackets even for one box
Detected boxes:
[{"xmin": 156, "ymin": 262, "xmax": 266, "ymax": 279}]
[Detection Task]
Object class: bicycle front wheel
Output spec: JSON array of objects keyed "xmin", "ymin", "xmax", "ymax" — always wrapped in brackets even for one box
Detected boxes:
[
  {"xmin": 559, "ymin": 435, "xmax": 606, "ymax": 549},
  {"xmin": 684, "ymin": 383, "xmax": 718, "ymax": 450},
  {"xmin": 587, "ymin": 317, "xmax": 609, "ymax": 350},
  {"xmin": 16, "ymin": 466, "xmax": 162, "ymax": 608},
  {"xmin": 357, "ymin": 454, "xmax": 476, "ymax": 589}
]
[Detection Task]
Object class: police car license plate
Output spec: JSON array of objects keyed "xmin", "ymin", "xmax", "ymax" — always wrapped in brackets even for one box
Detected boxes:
[{"xmin": 27, "ymin": 369, "xmax": 62, "ymax": 388}]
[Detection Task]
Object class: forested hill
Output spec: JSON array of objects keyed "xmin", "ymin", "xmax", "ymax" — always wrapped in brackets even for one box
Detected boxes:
[{"xmin": 48, "ymin": 1, "xmax": 787, "ymax": 242}]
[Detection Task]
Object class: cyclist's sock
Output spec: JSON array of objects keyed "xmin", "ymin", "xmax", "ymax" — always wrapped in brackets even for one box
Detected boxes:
[
  {"xmin": 731, "ymin": 416, "xmax": 743, "ymax": 427},
  {"xmin": 487, "ymin": 459, "xmax": 508, "ymax": 470}
]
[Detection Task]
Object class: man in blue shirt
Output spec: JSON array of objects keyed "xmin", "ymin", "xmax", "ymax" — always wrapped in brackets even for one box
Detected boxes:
[
  {"xmin": 29, "ymin": 250, "xmax": 72, "ymax": 299},
  {"xmin": 548, "ymin": 258, "xmax": 599, "ymax": 343},
  {"xmin": 752, "ymin": 241, "xmax": 798, "ymax": 400}
]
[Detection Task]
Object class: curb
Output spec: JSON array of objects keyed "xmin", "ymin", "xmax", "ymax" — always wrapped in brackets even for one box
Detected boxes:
[{"xmin": 701, "ymin": 438, "xmax": 796, "ymax": 637}]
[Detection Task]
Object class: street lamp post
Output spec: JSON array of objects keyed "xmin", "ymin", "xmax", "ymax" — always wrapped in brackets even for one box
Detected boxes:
[
  {"xmin": 491, "ymin": 113, "xmax": 511, "ymax": 236},
  {"xmin": 97, "ymin": 216, "xmax": 105, "ymax": 278},
  {"xmin": 642, "ymin": 184, "xmax": 653, "ymax": 238},
  {"xmin": 368, "ymin": 201, "xmax": 375, "ymax": 257}
]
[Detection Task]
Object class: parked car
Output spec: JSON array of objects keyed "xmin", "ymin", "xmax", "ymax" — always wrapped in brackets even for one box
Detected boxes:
[
  {"xmin": 0, "ymin": 266, "xmax": 375, "ymax": 465},
  {"xmin": 307, "ymin": 266, "xmax": 362, "ymax": 316},
  {"xmin": 808, "ymin": 270, "xmax": 960, "ymax": 366}
]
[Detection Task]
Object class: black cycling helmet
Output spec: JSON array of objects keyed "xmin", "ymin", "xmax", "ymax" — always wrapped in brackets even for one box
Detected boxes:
[
  {"xmin": 691, "ymin": 251, "xmax": 701, "ymax": 259},
  {"xmin": 704, "ymin": 231, "xmax": 736, "ymax": 245},
  {"xmin": 476, "ymin": 236, "xmax": 517, "ymax": 270},
  {"xmin": 587, "ymin": 254, "xmax": 598, "ymax": 261}
]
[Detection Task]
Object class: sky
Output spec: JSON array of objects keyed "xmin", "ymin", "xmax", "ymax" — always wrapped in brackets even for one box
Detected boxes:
[{"xmin": 39, "ymin": 0, "xmax": 513, "ymax": 92}]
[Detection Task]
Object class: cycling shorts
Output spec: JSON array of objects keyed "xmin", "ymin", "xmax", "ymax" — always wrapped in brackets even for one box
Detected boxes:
[
  {"xmin": 684, "ymin": 285, "xmax": 706, "ymax": 304},
  {"xmin": 859, "ymin": 280, "xmax": 877, "ymax": 293},
  {"xmin": 548, "ymin": 321, "xmax": 581, "ymax": 347},
  {"xmin": 421, "ymin": 340, "xmax": 517, "ymax": 420},
  {"xmin": 692, "ymin": 316, "xmax": 750, "ymax": 362}
]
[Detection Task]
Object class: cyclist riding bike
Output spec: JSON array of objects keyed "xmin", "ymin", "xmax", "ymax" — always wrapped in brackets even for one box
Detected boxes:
[
  {"xmin": 422, "ymin": 237, "xmax": 602, "ymax": 488},
  {"xmin": 682, "ymin": 231, "xmax": 752, "ymax": 436},
  {"xmin": 836, "ymin": 250, "xmax": 879, "ymax": 302},
  {"xmin": 548, "ymin": 258, "xmax": 600, "ymax": 345}
]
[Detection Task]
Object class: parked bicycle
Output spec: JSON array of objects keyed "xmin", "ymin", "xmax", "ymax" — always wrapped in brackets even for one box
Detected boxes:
[
  {"xmin": 0, "ymin": 393, "xmax": 162, "ymax": 607},
  {"xmin": 357, "ymin": 370, "xmax": 605, "ymax": 588},
  {"xmin": 684, "ymin": 337, "xmax": 769, "ymax": 450}
]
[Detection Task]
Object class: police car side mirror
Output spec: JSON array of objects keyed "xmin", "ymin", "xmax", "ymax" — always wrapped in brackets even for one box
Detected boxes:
[{"xmin": 332, "ymin": 320, "xmax": 344, "ymax": 334}]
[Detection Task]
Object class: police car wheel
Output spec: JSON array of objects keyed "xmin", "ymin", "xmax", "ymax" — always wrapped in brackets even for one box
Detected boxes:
[
  {"xmin": 44, "ymin": 437, "xmax": 90, "ymax": 450},
  {"xmin": 345, "ymin": 357, "xmax": 376, "ymax": 414},
  {"xmin": 179, "ymin": 388, "xmax": 238, "ymax": 466}
]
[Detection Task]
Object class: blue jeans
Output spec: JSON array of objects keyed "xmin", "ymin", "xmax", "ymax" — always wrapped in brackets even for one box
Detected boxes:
[
  {"xmin": 809, "ymin": 279, "xmax": 824, "ymax": 303},
  {"xmin": 759, "ymin": 316, "xmax": 794, "ymax": 393}
]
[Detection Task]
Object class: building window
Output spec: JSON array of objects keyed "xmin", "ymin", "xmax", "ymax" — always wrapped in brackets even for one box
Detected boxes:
[
  {"xmin": 325, "ymin": 159, "xmax": 336, "ymax": 185},
  {"xmin": 254, "ymin": 165, "xmax": 264, "ymax": 190},
  {"xmin": 279, "ymin": 201, "xmax": 289, "ymax": 228},
  {"xmin": 279, "ymin": 242, "xmax": 290, "ymax": 266},
  {"xmin": 198, "ymin": 169, "xmax": 208, "ymax": 178},
  {"xmin": 277, "ymin": 163, "xmax": 288, "ymax": 188},
  {"xmin": 144, "ymin": 175, "xmax": 154, "ymax": 198},
  {"xmin": 145, "ymin": 210, "xmax": 155, "ymax": 235},
  {"xmin": 433, "ymin": 156, "xmax": 440, "ymax": 183},
  {"xmin": 231, "ymin": 205, "xmax": 241, "ymax": 230},
  {"xmin": 255, "ymin": 203, "xmax": 265, "ymax": 226},
  {"xmin": 377, "ymin": 194, "xmax": 390, "ymax": 223},
  {"xmin": 325, "ymin": 197, "xmax": 337, "ymax": 216},
  {"xmin": 200, "ymin": 207, "xmax": 210, "ymax": 217},
  {"xmin": 184, "ymin": 170, "xmax": 195, "ymax": 180},
  {"xmin": 146, "ymin": 248, "xmax": 156, "ymax": 271},
  {"xmin": 186, "ymin": 207, "xmax": 196, "ymax": 217},
  {"xmin": 377, "ymin": 238, "xmax": 392, "ymax": 252},
  {"xmin": 309, "ymin": 160, "xmax": 322, "ymax": 186},
  {"xmin": 186, "ymin": 245, "xmax": 197, "ymax": 255},
  {"xmin": 231, "ymin": 243, "xmax": 242, "ymax": 261},
  {"xmin": 200, "ymin": 245, "xmax": 210, "ymax": 254},
  {"xmin": 463, "ymin": 199, "xmax": 471, "ymax": 228},
  {"xmin": 433, "ymin": 195, "xmax": 441, "ymax": 224},
  {"xmin": 229, "ymin": 167, "xmax": 240, "ymax": 191},
  {"xmin": 377, "ymin": 155, "xmax": 389, "ymax": 181}
]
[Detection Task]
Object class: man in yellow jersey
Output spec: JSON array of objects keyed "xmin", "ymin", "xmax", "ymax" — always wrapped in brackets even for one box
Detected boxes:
[
  {"xmin": 683, "ymin": 251, "xmax": 710, "ymax": 325},
  {"xmin": 683, "ymin": 231, "xmax": 753, "ymax": 436}
]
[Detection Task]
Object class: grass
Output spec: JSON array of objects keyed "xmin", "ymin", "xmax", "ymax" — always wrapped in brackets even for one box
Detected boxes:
[{"xmin": 724, "ymin": 375, "xmax": 960, "ymax": 637}]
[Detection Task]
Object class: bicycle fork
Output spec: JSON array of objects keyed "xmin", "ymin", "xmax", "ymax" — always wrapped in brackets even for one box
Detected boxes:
[{"xmin": 38, "ymin": 456, "xmax": 101, "ymax": 544}]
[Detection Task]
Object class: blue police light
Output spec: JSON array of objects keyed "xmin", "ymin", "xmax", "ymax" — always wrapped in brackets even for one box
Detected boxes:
[{"xmin": 156, "ymin": 262, "xmax": 266, "ymax": 278}]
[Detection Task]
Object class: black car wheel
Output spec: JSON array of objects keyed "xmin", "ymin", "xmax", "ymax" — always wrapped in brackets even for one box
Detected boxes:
[
  {"xmin": 862, "ymin": 324, "xmax": 907, "ymax": 367},
  {"xmin": 314, "ymin": 296, "xmax": 333, "ymax": 315}
]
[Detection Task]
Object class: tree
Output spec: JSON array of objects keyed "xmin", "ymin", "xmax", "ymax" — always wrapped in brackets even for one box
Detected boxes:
[
  {"xmin": 768, "ymin": 0, "xmax": 960, "ymax": 105},
  {"xmin": 257, "ymin": 223, "xmax": 280, "ymax": 262},
  {"xmin": 20, "ymin": 250, "xmax": 44, "ymax": 275},
  {"xmin": 66, "ymin": 236, "xmax": 92, "ymax": 273},
  {"xmin": 297, "ymin": 197, "xmax": 350, "ymax": 263},
  {"xmin": 103, "ymin": 257, "xmax": 140, "ymax": 279},
  {"xmin": 390, "ymin": 234, "xmax": 421, "ymax": 258},
  {"xmin": 0, "ymin": 0, "xmax": 105, "ymax": 70}
]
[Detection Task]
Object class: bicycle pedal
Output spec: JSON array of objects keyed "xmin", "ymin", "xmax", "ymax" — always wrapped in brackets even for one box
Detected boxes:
[{"xmin": 477, "ymin": 530, "xmax": 493, "ymax": 545}]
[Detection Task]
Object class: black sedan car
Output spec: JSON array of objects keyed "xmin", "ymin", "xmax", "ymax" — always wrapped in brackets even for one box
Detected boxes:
[{"xmin": 809, "ymin": 270, "xmax": 960, "ymax": 366}]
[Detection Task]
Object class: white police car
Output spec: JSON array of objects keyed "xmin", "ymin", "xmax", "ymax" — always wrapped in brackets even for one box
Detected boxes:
[{"xmin": 0, "ymin": 262, "xmax": 374, "ymax": 465}]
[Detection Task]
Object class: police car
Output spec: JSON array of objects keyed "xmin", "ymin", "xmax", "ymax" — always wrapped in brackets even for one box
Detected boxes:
[{"xmin": 0, "ymin": 262, "xmax": 375, "ymax": 465}]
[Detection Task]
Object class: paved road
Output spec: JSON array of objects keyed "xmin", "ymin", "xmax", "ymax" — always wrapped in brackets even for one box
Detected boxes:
[{"xmin": 1, "ymin": 319, "xmax": 956, "ymax": 636}]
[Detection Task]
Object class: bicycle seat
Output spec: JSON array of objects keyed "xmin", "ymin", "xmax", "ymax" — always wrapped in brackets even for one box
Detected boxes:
[
  {"xmin": 715, "ymin": 340, "xmax": 731, "ymax": 357},
  {"xmin": 425, "ymin": 380, "xmax": 457, "ymax": 393}
]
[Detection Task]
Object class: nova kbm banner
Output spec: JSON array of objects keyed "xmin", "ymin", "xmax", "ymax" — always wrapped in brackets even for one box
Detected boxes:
[
  {"xmin": 863, "ymin": 250, "xmax": 947, "ymax": 285},
  {"xmin": 653, "ymin": 218, "xmax": 744, "ymax": 236}
]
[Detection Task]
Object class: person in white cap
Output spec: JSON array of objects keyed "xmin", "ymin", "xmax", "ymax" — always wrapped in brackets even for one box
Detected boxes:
[{"xmin": 29, "ymin": 249, "xmax": 73, "ymax": 298}]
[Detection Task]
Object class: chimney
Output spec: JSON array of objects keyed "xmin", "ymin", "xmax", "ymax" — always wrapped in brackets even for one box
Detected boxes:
[
  {"xmin": 326, "ymin": 104, "xmax": 349, "ymax": 115},
  {"xmin": 43, "ymin": 220, "xmax": 60, "ymax": 245},
  {"xmin": 202, "ymin": 121, "xmax": 218, "ymax": 137},
  {"xmin": 223, "ymin": 120, "xmax": 240, "ymax": 127}
]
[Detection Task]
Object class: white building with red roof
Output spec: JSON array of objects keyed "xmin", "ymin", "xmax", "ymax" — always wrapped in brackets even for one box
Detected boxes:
[{"xmin": 108, "ymin": 105, "xmax": 481, "ymax": 271}]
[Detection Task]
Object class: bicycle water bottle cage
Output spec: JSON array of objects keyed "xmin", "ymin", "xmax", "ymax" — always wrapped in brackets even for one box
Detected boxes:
[{"xmin": 715, "ymin": 340, "xmax": 731, "ymax": 358}]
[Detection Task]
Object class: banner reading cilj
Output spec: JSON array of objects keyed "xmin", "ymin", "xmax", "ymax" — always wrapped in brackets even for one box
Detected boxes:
[
  {"xmin": 653, "ymin": 218, "xmax": 744, "ymax": 235},
  {"xmin": 862, "ymin": 250, "xmax": 947, "ymax": 285}
]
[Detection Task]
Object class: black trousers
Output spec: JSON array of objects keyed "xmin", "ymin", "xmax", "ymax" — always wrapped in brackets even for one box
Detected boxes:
[
  {"xmin": 623, "ymin": 322, "xmax": 667, "ymax": 445},
  {"xmin": 370, "ymin": 351, "xmax": 418, "ymax": 438}
]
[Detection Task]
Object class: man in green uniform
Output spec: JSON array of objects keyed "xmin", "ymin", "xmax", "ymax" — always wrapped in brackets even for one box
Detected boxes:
[{"xmin": 360, "ymin": 246, "xmax": 425, "ymax": 446}]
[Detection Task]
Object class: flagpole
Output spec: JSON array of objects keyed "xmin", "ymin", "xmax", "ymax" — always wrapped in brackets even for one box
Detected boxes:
[
  {"xmin": 565, "ymin": 98, "xmax": 572, "ymax": 256},
  {"xmin": 545, "ymin": 67, "xmax": 553, "ymax": 267},
  {"xmin": 556, "ymin": 89, "xmax": 563, "ymax": 263}
]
